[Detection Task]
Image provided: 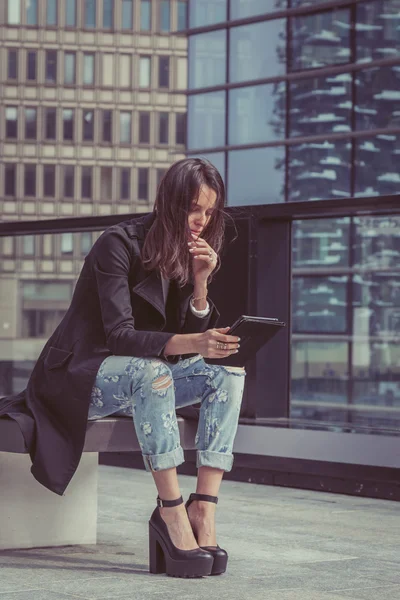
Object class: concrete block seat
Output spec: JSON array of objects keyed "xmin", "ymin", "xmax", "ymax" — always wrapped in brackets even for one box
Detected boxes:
[{"xmin": 0, "ymin": 415, "xmax": 197, "ymax": 551}]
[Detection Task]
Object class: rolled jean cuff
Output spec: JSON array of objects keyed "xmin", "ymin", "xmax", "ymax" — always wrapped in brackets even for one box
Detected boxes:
[
  {"xmin": 142, "ymin": 445, "xmax": 185, "ymax": 473},
  {"xmin": 196, "ymin": 450, "xmax": 234, "ymax": 472}
]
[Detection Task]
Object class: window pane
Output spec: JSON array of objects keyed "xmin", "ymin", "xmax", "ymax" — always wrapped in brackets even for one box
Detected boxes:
[
  {"xmin": 139, "ymin": 112, "xmax": 150, "ymax": 143},
  {"xmin": 25, "ymin": 107, "xmax": 37, "ymax": 140},
  {"xmin": 122, "ymin": 0, "xmax": 133, "ymax": 29},
  {"xmin": 120, "ymin": 112, "xmax": 132, "ymax": 143},
  {"xmin": 188, "ymin": 92, "xmax": 225, "ymax": 150},
  {"xmin": 61, "ymin": 233, "xmax": 73, "ymax": 254},
  {"xmin": 288, "ymin": 140, "xmax": 351, "ymax": 202},
  {"xmin": 177, "ymin": 1, "xmax": 187, "ymax": 30},
  {"xmin": 141, "ymin": 0, "xmax": 151, "ymax": 30},
  {"xmin": 81, "ymin": 166, "xmax": 93, "ymax": 198},
  {"xmin": 5, "ymin": 164, "xmax": 16, "ymax": 196},
  {"xmin": 189, "ymin": 0, "xmax": 226, "ymax": 27},
  {"xmin": 103, "ymin": 0, "xmax": 114, "ymax": 28},
  {"xmin": 355, "ymin": 135, "xmax": 400, "ymax": 198},
  {"xmin": 24, "ymin": 164, "xmax": 36, "ymax": 197},
  {"xmin": 100, "ymin": 167, "xmax": 113, "ymax": 201},
  {"xmin": 45, "ymin": 50, "xmax": 57, "ymax": 84},
  {"xmin": 229, "ymin": 83, "xmax": 286, "ymax": 145},
  {"xmin": 353, "ymin": 271, "xmax": 400, "ymax": 340},
  {"xmin": 81, "ymin": 232, "xmax": 93, "ymax": 256},
  {"xmin": 102, "ymin": 54, "xmax": 114, "ymax": 86},
  {"xmin": 139, "ymin": 56, "xmax": 151, "ymax": 87},
  {"xmin": 83, "ymin": 53, "xmax": 95, "ymax": 85},
  {"xmin": 159, "ymin": 0, "xmax": 170, "ymax": 32},
  {"xmin": 189, "ymin": 31, "xmax": 226, "ymax": 89},
  {"xmin": 64, "ymin": 52, "xmax": 76, "ymax": 84},
  {"xmin": 47, "ymin": 0, "xmax": 57, "ymax": 25},
  {"xmin": 158, "ymin": 56, "xmax": 169, "ymax": 88},
  {"xmin": 292, "ymin": 218, "xmax": 350, "ymax": 268},
  {"xmin": 175, "ymin": 112, "xmax": 186, "ymax": 145},
  {"xmin": 64, "ymin": 165, "xmax": 75, "ymax": 197},
  {"xmin": 8, "ymin": 49, "xmax": 18, "ymax": 80},
  {"xmin": 228, "ymin": 146, "xmax": 285, "ymax": 205},
  {"xmin": 45, "ymin": 107, "xmax": 57, "ymax": 140},
  {"xmin": 176, "ymin": 57, "xmax": 187, "ymax": 90},
  {"xmin": 138, "ymin": 168, "xmax": 149, "ymax": 200},
  {"xmin": 102, "ymin": 109, "xmax": 112, "ymax": 142},
  {"xmin": 120, "ymin": 168, "xmax": 131, "ymax": 200},
  {"xmin": 43, "ymin": 164, "xmax": 56, "ymax": 197},
  {"xmin": 6, "ymin": 107, "xmax": 18, "ymax": 138},
  {"xmin": 355, "ymin": 66, "xmax": 400, "ymax": 131},
  {"xmin": 8, "ymin": 0, "xmax": 21, "ymax": 24},
  {"xmin": 26, "ymin": 0, "xmax": 38, "ymax": 25},
  {"xmin": 230, "ymin": 20, "xmax": 286, "ymax": 83},
  {"xmin": 293, "ymin": 276, "xmax": 348, "ymax": 333},
  {"xmin": 65, "ymin": 0, "xmax": 76, "ymax": 26},
  {"xmin": 230, "ymin": 0, "xmax": 286, "ymax": 19},
  {"xmin": 159, "ymin": 112, "xmax": 168, "ymax": 144},
  {"xmin": 23, "ymin": 235, "xmax": 35, "ymax": 255},
  {"xmin": 83, "ymin": 110, "xmax": 94, "ymax": 141},
  {"xmin": 291, "ymin": 9, "xmax": 351, "ymax": 70},
  {"xmin": 27, "ymin": 51, "xmax": 37, "ymax": 81},
  {"xmin": 290, "ymin": 73, "xmax": 352, "ymax": 138},
  {"xmin": 119, "ymin": 55, "xmax": 131, "ymax": 87},
  {"xmin": 353, "ymin": 215, "xmax": 400, "ymax": 269},
  {"xmin": 85, "ymin": 0, "xmax": 96, "ymax": 27},
  {"xmin": 63, "ymin": 109, "xmax": 74, "ymax": 141},
  {"xmin": 356, "ymin": 0, "xmax": 400, "ymax": 64},
  {"xmin": 156, "ymin": 168, "xmax": 167, "ymax": 188}
]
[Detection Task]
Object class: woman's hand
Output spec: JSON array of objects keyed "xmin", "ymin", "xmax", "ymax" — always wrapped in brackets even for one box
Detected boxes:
[
  {"xmin": 189, "ymin": 235, "xmax": 218, "ymax": 282},
  {"xmin": 192, "ymin": 328, "xmax": 240, "ymax": 358}
]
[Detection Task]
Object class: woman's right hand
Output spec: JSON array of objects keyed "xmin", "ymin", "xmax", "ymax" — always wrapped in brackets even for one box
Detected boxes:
[{"xmin": 193, "ymin": 327, "xmax": 240, "ymax": 358}]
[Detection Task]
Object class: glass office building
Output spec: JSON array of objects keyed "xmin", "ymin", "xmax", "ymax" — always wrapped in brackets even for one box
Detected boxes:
[{"xmin": 186, "ymin": 0, "xmax": 400, "ymax": 432}]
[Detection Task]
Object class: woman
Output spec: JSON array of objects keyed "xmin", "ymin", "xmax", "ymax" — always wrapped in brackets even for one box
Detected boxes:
[{"xmin": 0, "ymin": 158, "xmax": 245, "ymax": 579}]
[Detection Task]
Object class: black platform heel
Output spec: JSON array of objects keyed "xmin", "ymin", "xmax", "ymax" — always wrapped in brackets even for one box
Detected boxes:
[
  {"xmin": 149, "ymin": 495, "xmax": 214, "ymax": 578},
  {"xmin": 185, "ymin": 493, "xmax": 228, "ymax": 576}
]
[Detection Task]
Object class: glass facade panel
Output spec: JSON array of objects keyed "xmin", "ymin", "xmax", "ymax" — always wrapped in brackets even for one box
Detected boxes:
[
  {"xmin": 354, "ymin": 134, "xmax": 400, "ymax": 198},
  {"xmin": 65, "ymin": 0, "xmax": 76, "ymax": 27},
  {"xmin": 158, "ymin": 56, "xmax": 170, "ymax": 88},
  {"xmin": 63, "ymin": 109, "xmax": 74, "ymax": 141},
  {"xmin": 290, "ymin": 9, "xmax": 350, "ymax": 71},
  {"xmin": 27, "ymin": 51, "xmax": 37, "ymax": 81},
  {"xmin": 355, "ymin": 66, "xmax": 400, "ymax": 131},
  {"xmin": 293, "ymin": 276, "xmax": 348, "ymax": 333},
  {"xmin": 356, "ymin": 0, "xmax": 400, "ymax": 64},
  {"xmin": 119, "ymin": 55, "xmax": 132, "ymax": 87},
  {"xmin": 353, "ymin": 271, "xmax": 400, "ymax": 339},
  {"xmin": 189, "ymin": 31, "xmax": 226, "ymax": 89},
  {"xmin": 83, "ymin": 53, "xmax": 95, "ymax": 85},
  {"xmin": 61, "ymin": 233, "xmax": 73, "ymax": 254},
  {"xmin": 138, "ymin": 168, "xmax": 149, "ymax": 200},
  {"xmin": 103, "ymin": 0, "xmax": 114, "ymax": 28},
  {"xmin": 8, "ymin": 0, "xmax": 21, "ymax": 24},
  {"xmin": 159, "ymin": 112, "xmax": 169, "ymax": 144},
  {"xmin": 8, "ymin": 50, "xmax": 18, "ymax": 80},
  {"xmin": 175, "ymin": 112, "xmax": 186, "ymax": 145},
  {"xmin": 100, "ymin": 167, "xmax": 113, "ymax": 201},
  {"xmin": 139, "ymin": 112, "xmax": 150, "ymax": 143},
  {"xmin": 5, "ymin": 164, "xmax": 16, "ymax": 196},
  {"xmin": 25, "ymin": 107, "xmax": 37, "ymax": 140},
  {"xmin": 228, "ymin": 146, "xmax": 285, "ymax": 205},
  {"xmin": 81, "ymin": 166, "xmax": 93, "ymax": 199},
  {"xmin": 293, "ymin": 218, "xmax": 350, "ymax": 268},
  {"xmin": 188, "ymin": 92, "xmax": 225, "ymax": 150},
  {"xmin": 139, "ymin": 56, "xmax": 151, "ymax": 87},
  {"xmin": 6, "ymin": 107, "xmax": 18, "ymax": 138},
  {"xmin": 160, "ymin": 0, "xmax": 170, "ymax": 32},
  {"xmin": 64, "ymin": 52, "xmax": 76, "ymax": 85},
  {"xmin": 85, "ymin": 0, "xmax": 96, "ymax": 28},
  {"xmin": 43, "ymin": 165, "xmax": 56, "ymax": 197},
  {"xmin": 47, "ymin": 0, "xmax": 57, "ymax": 25},
  {"xmin": 45, "ymin": 50, "xmax": 57, "ymax": 84},
  {"xmin": 230, "ymin": 0, "xmax": 287, "ymax": 19},
  {"xmin": 22, "ymin": 235, "xmax": 35, "ymax": 255},
  {"xmin": 102, "ymin": 54, "xmax": 114, "ymax": 86},
  {"xmin": 141, "ymin": 0, "xmax": 151, "ymax": 31},
  {"xmin": 122, "ymin": 0, "xmax": 133, "ymax": 29},
  {"xmin": 289, "ymin": 73, "xmax": 352, "ymax": 137},
  {"xmin": 120, "ymin": 168, "xmax": 131, "ymax": 200},
  {"xmin": 83, "ymin": 110, "xmax": 94, "ymax": 141},
  {"xmin": 230, "ymin": 20, "xmax": 286, "ymax": 83},
  {"xmin": 229, "ymin": 83, "xmax": 286, "ymax": 145},
  {"xmin": 189, "ymin": 0, "xmax": 227, "ymax": 28},
  {"xmin": 81, "ymin": 232, "xmax": 93, "ymax": 256},
  {"xmin": 45, "ymin": 107, "xmax": 57, "ymax": 140},
  {"xmin": 26, "ymin": 0, "xmax": 38, "ymax": 25},
  {"xmin": 102, "ymin": 109, "xmax": 113, "ymax": 142},
  {"xmin": 353, "ymin": 216, "xmax": 400, "ymax": 270},
  {"xmin": 63, "ymin": 165, "xmax": 75, "ymax": 197},
  {"xmin": 24, "ymin": 164, "xmax": 36, "ymax": 197},
  {"xmin": 288, "ymin": 140, "xmax": 351, "ymax": 202},
  {"xmin": 120, "ymin": 111, "xmax": 132, "ymax": 143},
  {"xmin": 177, "ymin": 1, "xmax": 187, "ymax": 30}
]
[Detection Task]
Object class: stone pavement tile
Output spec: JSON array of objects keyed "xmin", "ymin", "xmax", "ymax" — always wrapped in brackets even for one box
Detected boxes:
[
  {"xmin": 330, "ymin": 583, "xmax": 400, "ymax": 600},
  {"xmin": 0, "ymin": 592, "xmax": 82, "ymax": 600},
  {"xmin": 298, "ymin": 557, "xmax": 400, "ymax": 587}
]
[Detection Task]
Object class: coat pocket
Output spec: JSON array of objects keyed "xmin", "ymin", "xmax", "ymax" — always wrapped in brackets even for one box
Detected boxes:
[{"xmin": 44, "ymin": 346, "xmax": 73, "ymax": 370}]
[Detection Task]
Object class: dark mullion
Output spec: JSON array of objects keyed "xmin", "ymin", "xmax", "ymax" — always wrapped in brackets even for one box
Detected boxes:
[
  {"xmin": 225, "ymin": 10, "xmax": 230, "ymax": 195},
  {"xmin": 347, "ymin": 218, "xmax": 356, "ymax": 423},
  {"xmin": 285, "ymin": 10, "xmax": 291, "ymax": 203}
]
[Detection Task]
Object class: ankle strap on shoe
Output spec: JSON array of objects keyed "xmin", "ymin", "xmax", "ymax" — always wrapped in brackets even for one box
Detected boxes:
[
  {"xmin": 156, "ymin": 495, "xmax": 183, "ymax": 508},
  {"xmin": 188, "ymin": 493, "xmax": 218, "ymax": 504}
]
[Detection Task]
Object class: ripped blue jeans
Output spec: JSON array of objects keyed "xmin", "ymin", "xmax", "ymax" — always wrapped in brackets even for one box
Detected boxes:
[{"xmin": 88, "ymin": 354, "xmax": 246, "ymax": 473}]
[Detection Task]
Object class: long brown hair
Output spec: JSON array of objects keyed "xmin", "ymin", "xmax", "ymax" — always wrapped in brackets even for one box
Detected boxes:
[{"xmin": 141, "ymin": 158, "xmax": 226, "ymax": 286}]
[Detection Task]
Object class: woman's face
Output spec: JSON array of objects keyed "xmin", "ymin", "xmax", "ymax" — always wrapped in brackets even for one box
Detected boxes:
[{"xmin": 187, "ymin": 185, "xmax": 217, "ymax": 239}]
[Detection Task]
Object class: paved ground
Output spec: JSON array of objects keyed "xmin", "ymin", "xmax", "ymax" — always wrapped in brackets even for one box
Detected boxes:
[{"xmin": 0, "ymin": 465, "xmax": 399, "ymax": 600}]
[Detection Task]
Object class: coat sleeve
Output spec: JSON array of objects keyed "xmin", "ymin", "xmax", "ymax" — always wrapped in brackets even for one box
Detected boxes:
[
  {"xmin": 181, "ymin": 296, "xmax": 220, "ymax": 334},
  {"xmin": 92, "ymin": 229, "xmax": 175, "ymax": 357}
]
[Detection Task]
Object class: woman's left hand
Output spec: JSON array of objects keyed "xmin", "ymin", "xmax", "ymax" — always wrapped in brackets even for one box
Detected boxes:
[{"xmin": 189, "ymin": 235, "xmax": 218, "ymax": 282}]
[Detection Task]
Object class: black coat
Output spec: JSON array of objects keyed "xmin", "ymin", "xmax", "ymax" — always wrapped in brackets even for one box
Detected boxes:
[{"xmin": 0, "ymin": 212, "xmax": 220, "ymax": 495}]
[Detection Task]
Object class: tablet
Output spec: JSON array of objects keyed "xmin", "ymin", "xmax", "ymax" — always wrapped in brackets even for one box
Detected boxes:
[{"xmin": 206, "ymin": 315, "xmax": 286, "ymax": 367}]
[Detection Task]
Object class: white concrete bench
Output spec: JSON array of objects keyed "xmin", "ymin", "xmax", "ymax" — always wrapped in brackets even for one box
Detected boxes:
[{"xmin": 0, "ymin": 416, "xmax": 197, "ymax": 550}]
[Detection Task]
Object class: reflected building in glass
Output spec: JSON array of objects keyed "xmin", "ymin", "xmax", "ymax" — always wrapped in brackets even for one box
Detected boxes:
[{"xmin": 186, "ymin": 0, "xmax": 400, "ymax": 430}]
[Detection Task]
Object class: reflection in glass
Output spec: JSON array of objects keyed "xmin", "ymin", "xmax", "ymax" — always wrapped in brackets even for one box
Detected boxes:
[
  {"xmin": 122, "ymin": 0, "xmax": 133, "ymax": 29},
  {"xmin": 292, "ymin": 218, "xmax": 350, "ymax": 268},
  {"xmin": 188, "ymin": 92, "xmax": 225, "ymax": 150},
  {"xmin": 8, "ymin": 0, "xmax": 21, "ymax": 24},
  {"xmin": 189, "ymin": 0, "xmax": 227, "ymax": 28},
  {"xmin": 84, "ymin": 0, "xmax": 96, "ymax": 28},
  {"xmin": 353, "ymin": 216, "xmax": 400, "ymax": 270},
  {"xmin": 190, "ymin": 153, "xmax": 225, "ymax": 181},
  {"xmin": 355, "ymin": 66, "xmax": 400, "ymax": 131},
  {"xmin": 228, "ymin": 146, "xmax": 285, "ymax": 205},
  {"xmin": 26, "ymin": 0, "xmax": 38, "ymax": 25},
  {"xmin": 289, "ymin": 73, "xmax": 352, "ymax": 137},
  {"xmin": 229, "ymin": 83, "xmax": 285, "ymax": 145},
  {"xmin": 83, "ymin": 54, "xmax": 95, "ymax": 85},
  {"xmin": 355, "ymin": 135, "xmax": 400, "ymax": 198},
  {"xmin": 47, "ymin": 0, "xmax": 57, "ymax": 25},
  {"xmin": 293, "ymin": 276, "xmax": 348, "ymax": 333},
  {"xmin": 64, "ymin": 52, "xmax": 76, "ymax": 85},
  {"xmin": 103, "ymin": 0, "xmax": 114, "ymax": 28},
  {"xmin": 141, "ymin": 0, "xmax": 151, "ymax": 30},
  {"xmin": 120, "ymin": 112, "xmax": 132, "ymax": 144},
  {"xmin": 290, "ymin": 9, "xmax": 350, "ymax": 70},
  {"xmin": 189, "ymin": 31, "xmax": 226, "ymax": 89},
  {"xmin": 288, "ymin": 139, "xmax": 351, "ymax": 202},
  {"xmin": 65, "ymin": 0, "xmax": 76, "ymax": 26},
  {"xmin": 353, "ymin": 272, "xmax": 400, "ymax": 341},
  {"xmin": 230, "ymin": 20, "xmax": 286, "ymax": 83},
  {"xmin": 230, "ymin": 0, "xmax": 286, "ymax": 20},
  {"xmin": 356, "ymin": 0, "xmax": 400, "ymax": 63},
  {"xmin": 291, "ymin": 341, "xmax": 349, "ymax": 421}
]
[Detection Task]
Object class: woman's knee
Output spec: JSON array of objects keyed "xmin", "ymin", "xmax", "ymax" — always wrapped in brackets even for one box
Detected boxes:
[{"xmin": 138, "ymin": 359, "xmax": 173, "ymax": 395}]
